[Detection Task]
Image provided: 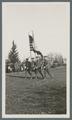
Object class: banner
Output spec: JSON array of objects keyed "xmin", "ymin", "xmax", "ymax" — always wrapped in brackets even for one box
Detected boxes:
[
  {"xmin": 33, "ymin": 48, "xmax": 43, "ymax": 58},
  {"xmin": 29, "ymin": 34, "xmax": 43, "ymax": 58},
  {"xmin": 29, "ymin": 35, "xmax": 34, "ymax": 51}
]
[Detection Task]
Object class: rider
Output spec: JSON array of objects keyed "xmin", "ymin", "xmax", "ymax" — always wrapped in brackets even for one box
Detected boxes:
[
  {"xmin": 25, "ymin": 58, "xmax": 32, "ymax": 76},
  {"xmin": 25, "ymin": 58, "xmax": 30, "ymax": 68},
  {"xmin": 31, "ymin": 58, "xmax": 37, "ymax": 70},
  {"xmin": 36, "ymin": 57, "xmax": 44, "ymax": 78},
  {"xmin": 31, "ymin": 57, "xmax": 44, "ymax": 79},
  {"xmin": 43, "ymin": 58, "xmax": 48, "ymax": 68},
  {"xmin": 43, "ymin": 58, "xmax": 53, "ymax": 78}
]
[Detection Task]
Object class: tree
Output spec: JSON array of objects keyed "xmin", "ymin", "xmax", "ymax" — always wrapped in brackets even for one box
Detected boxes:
[
  {"xmin": 8, "ymin": 40, "xmax": 19, "ymax": 71},
  {"xmin": 53, "ymin": 54, "xmax": 64, "ymax": 66},
  {"xmin": 47, "ymin": 53, "xmax": 55, "ymax": 66}
]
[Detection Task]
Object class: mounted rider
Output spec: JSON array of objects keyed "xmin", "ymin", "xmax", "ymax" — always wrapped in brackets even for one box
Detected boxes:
[
  {"xmin": 31, "ymin": 57, "xmax": 44, "ymax": 79},
  {"xmin": 25, "ymin": 58, "xmax": 32, "ymax": 77},
  {"xmin": 31, "ymin": 58, "xmax": 37, "ymax": 70},
  {"xmin": 25, "ymin": 58, "xmax": 31, "ymax": 70},
  {"xmin": 35, "ymin": 57, "xmax": 44, "ymax": 78},
  {"xmin": 42, "ymin": 57, "xmax": 53, "ymax": 78}
]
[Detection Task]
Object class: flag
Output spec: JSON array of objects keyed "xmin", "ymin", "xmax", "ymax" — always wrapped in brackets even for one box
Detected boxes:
[
  {"xmin": 29, "ymin": 34, "xmax": 43, "ymax": 58},
  {"xmin": 33, "ymin": 48, "xmax": 43, "ymax": 58},
  {"xmin": 29, "ymin": 35, "xmax": 34, "ymax": 51}
]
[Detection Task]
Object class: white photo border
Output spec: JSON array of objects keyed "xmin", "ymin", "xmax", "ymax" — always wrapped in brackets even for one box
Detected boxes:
[{"xmin": 2, "ymin": 2, "xmax": 70, "ymax": 118}]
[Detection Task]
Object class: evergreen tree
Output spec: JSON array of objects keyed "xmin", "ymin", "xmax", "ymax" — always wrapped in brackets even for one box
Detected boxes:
[{"xmin": 8, "ymin": 40, "xmax": 19, "ymax": 71}]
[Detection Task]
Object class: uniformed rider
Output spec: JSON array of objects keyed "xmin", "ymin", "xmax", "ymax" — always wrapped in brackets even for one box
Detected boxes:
[
  {"xmin": 25, "ymin": 58, "xmax": 32, "ymax": 77},
  {"xmin": 43, "ymin": 58, "xmax": 53, "ymax": 78},
  {"xmin": 31, "ymin": 58, "xmax": 37, "ymax": 70}
]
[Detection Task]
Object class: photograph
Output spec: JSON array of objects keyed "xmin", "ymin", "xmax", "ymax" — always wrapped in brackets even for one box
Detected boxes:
[{"xmin": 2, "ymin": 2, "xmax": 70, "ymax": 118}]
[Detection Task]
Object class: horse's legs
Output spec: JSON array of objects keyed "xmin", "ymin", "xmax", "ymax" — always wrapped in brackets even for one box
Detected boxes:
[
  {"xmin": 25, "ymin": 69, "xmax": 32, "ymax": 79},
  {"xmin": 45, "ymin": 68, "xmax": 53, "ymax": 78},
  {"xmin": 38, "ymin": 68, "xmax": 44, "ymax": 78},
  {"xmin": 31, "ymin": 69, "xmax": 38, "ymax": 79},
  {"xmin": 34, "ymin": 69, "xmax": 38, "ymax": 79},
  {"xmin": 44, "ymin": 68, "xmax": 46, "ymax": 78},
  {"xmin": 28, "ymin": 70, "xmax": 32, "ymax": 79},
  {"xmin": 25, "ymin": 69, "xmax": 27, "ymax": 79}
]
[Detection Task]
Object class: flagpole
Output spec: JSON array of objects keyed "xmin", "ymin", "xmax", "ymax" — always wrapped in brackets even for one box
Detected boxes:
[
  {"xmin": 28, "ymin": 32, "xmax": 32, "ymax": 61},
  {"xmin": 32, "ymin": 31, "xmax": 36, "ymax": 60},
  {"xmin": 30, "ymin": 50, "xmax": 32, "ymax": 61}
]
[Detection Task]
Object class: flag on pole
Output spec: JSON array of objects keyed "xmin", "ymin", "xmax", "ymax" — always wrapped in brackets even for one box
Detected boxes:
[
  {"xmin": 33, "ymin": 48, "xmax": 43, "ymax": 58},
  {"xmin": 29, "ymin": 35, "xmax": 34, "ymax": 51},
  {"xmin": 29, "ymin": 33, "xmax": 43, "ymax": 59}
]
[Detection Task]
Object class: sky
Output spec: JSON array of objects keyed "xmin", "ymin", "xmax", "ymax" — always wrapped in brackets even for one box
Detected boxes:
[{"xmin": 2, "ymin": 2, "xmax": 70, "ymax": 61}]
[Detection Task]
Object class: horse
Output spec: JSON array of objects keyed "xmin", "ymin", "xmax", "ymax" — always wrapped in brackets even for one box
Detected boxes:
[
  {"xmin": 24, "ymin": 59, "xmax": 44, "ymax": 79},
  {"xmin": 24, "ymin": 57, "xmax": 53, "ymax": 79},
  {"xmin": 41, "ymin": 58, "xmax": 53, "ymax": 78}
]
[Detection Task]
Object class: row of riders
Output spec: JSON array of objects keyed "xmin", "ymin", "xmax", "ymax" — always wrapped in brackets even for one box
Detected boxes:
[
  {"xmin": 7, "ymin": 57, "xmax": 53, "ymax": 79},
  {"xmin": 24, "ymin": 57, "xmax": 53, "ymax": 79}
]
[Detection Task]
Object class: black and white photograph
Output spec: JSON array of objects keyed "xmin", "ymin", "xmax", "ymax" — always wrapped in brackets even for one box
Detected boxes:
[{"xmin": 2, "ymin": 2, "xmax": 70, "ymax": 118}]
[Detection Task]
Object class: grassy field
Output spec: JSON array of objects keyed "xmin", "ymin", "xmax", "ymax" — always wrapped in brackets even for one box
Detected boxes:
[{"xmin": 6, "ymin": 66, "xmax": 66, "ymax": 114}]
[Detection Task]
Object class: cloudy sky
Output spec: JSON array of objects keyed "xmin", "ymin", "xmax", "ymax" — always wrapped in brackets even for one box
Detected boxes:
[{"xmin": 2, "ymin": 2, "xmax": 70, "ymax": 61}]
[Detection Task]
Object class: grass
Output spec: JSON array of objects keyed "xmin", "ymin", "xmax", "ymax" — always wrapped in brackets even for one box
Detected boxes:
[{"xmin": 6, "ymin": 66, "xmax": 66, "ymax": 114}]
